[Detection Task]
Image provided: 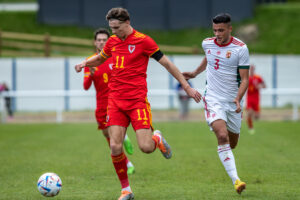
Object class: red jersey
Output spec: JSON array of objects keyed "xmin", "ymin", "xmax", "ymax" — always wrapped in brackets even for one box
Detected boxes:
[
  {"xmin": 100, "ymin": 29, "xmax": 160, "ymax": 100},
  {"xmin": 247, "ymin": 74, "xmax": 264, "ymax": 101},
  {"xmin": 83, "ymin": 54, "xmax": 113, "ymax": 109}
]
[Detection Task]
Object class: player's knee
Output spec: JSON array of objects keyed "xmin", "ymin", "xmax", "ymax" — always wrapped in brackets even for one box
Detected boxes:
[
  {"xmin": 139, "ymin": 143, "xmax": 154, "ymax": 154},
  {"xmin": 217, "ymin": 133, "xmax": 229, "ymax": 144},
  {"xmin": 110, "ymin": 142, "xmax": 123, "ymax": 154}
]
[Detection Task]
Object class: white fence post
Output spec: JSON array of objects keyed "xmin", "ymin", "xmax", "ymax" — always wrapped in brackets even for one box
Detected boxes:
[{"xmin": 0, "ymin": 95, "xmax": 7, "ymax": 123}]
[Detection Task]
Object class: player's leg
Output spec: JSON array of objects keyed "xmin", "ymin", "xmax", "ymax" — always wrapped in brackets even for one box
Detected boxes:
[
  {"xmin": 226, "ymin": 108, "xmax": 246, "ymax": 194},
  {"xmin": 228, "ymin": 131, "xmax": 239, "ymax": 149},
  {"xmin": 211, "ymin": 120, "xmax": 245, "ymax": 194},
  {"xmin": 106, "ymin": 99, "xmax": 134, "ymax": 199},
  {"xmin": 109, "ymin": 125, "xmax": 134, "ymax": 199},
  {"xmin": 130, "ymin": 99, "xmax": 172, "ymax": 159},
  {"xmin": 100, "ymin": 128, "xmax": 135, "ymax": 175},
  {"xmin": 135, "ymin": 128, "xmax": 172, "ymax": 159},
  {"xmin": 247, "ymin": 108, "xmax": 254, "ymax": 132}
]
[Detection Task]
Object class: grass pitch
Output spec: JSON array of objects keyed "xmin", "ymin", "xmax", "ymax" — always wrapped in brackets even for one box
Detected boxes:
[{"xmin": 0, "ymin": 121, "xmax": 300, "ymax": 200}]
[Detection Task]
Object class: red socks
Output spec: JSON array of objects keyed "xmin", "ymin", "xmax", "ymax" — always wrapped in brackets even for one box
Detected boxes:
[
  {"xmin": 247, "ymin": 117, "xmax": 253, "ymax": 129},
  {"xmin": 111, "ymin": 152, "xmax": 129, "ymax": 189}
]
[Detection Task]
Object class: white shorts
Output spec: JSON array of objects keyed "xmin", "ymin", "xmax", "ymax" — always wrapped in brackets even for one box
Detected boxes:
[{"xmin": 203, "ymin": 96, "xmax": 243, "ymax": 134}]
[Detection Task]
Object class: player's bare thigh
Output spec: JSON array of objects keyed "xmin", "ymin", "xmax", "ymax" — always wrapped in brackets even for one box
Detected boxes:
[
  {"xmin": 136, "ymin": 128, "xmax": 155, "ymax": 153},
  {"xmin": 108, "ymin": 125, "xmax": 126, "ymax": 156},
  {"xmin": 211, "ymin": 119, "xmax": 230, "ymax": 145}
]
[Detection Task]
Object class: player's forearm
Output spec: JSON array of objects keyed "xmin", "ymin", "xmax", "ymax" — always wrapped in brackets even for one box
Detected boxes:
[
  {"xmin": 194, "ymin": 57, "xmax": 207, "ymax": 76},
  {"xmin": 235, "ymin": 80, "xmax": 248, "ymax": 102},
  {"xmin": 85, "ymin": 54, "xmax": 105, "ymax": 68}
]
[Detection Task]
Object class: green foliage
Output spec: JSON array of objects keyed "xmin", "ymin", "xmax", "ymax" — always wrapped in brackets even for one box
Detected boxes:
[
  {"xmin": 0, "ymin": 0, "xmax": 35, "ymax": 2},
  {"xmin": 0, "ymin": 121, "xmax": 300, "ymax": 199},
  {"xmin": 247, "ymin": 4, "xmax": 300, "ymax": 54},
  {"xmin": 0, "ymin": 3, "xmax": 300, "ymax": 54}
]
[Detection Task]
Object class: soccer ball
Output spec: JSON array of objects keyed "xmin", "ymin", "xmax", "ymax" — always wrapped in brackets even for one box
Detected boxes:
[{"xmin": 37, "ymin": 172, "xmax": 62, "ymax": 197}]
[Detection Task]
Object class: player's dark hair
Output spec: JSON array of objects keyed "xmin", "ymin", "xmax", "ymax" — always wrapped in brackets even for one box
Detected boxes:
[
  {"xmin": 212, "ymin": 13, "xmax": 231, "ymax": 24},
  {"xmin": 94, "ymin": 28, "xmax": 110, "ymax": 40},
  {"xmin": 106, "ymin": 7, "xmax": 130, "ymax": 22}
]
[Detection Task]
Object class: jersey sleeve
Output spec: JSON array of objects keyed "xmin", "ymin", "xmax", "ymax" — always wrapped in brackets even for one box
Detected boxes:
[
  {"xmin": 238, "ymin": 45, "xmax": 250, "ymax": 69},
  {"xmin": 100, "ymin": 37, "xmax": 113, "ymax": 59},
  {"xmin": 202, "ymin": 40, "xmax": 207, "ymax": 52},
  {"xmin": 83, "ymin": 67, "xmax": 93, "ymax": 90},
  {"xmin": 143, "ymin": 36, "xmax": 160, "ymax": 57}
]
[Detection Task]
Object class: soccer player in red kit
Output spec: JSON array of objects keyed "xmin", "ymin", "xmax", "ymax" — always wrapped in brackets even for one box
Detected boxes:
[
  {"xmin": 75, "ymin": 8, "xmax": 201, "ymax": 200},
  {"xmin": 83, "ymin": 28, "xmax": 135, "ymax": 174},
  {"xmin": 246, "ymin": 64, "xmax": 266, "ymax": 134}
]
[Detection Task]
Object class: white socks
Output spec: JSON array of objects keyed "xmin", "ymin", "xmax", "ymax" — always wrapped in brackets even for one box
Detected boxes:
[
  {"xmin": 122, "ymin": 186, "xmax": 132, "ymax": 193},
  {"xmin": 218, "ymin": 144, "xmax": 239, "ymax": 184},
  {"xmin": 127, "ymin": 161, "xmax": 133, "ymax": 168},
  {"xmin": 124, "ymin": 134, "xmax": 129, "ymax": 140}
]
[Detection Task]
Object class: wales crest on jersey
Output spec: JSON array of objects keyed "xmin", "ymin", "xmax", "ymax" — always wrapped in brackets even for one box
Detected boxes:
[{"xmin": 128, "ymin": 45, "xmax": 135, "ymax": 53}]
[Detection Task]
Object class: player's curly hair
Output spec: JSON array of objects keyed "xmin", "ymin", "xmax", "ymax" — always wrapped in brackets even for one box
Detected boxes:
[
  {"xmin": 212, "ymin": 13, "xmax": 231, "ymax": 24},
  {"xmin": 94, "ymin": 28, "xmax": 110, "ymax": 40},
  {"xmin": 106, "ymin": 7, "xmax": 130, "ymax": 22}
]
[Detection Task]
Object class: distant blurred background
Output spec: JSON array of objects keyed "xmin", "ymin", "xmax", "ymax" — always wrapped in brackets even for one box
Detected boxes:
[{"xmin": 0, "ymin": 0, "xmax": 299, "ymax": 123}]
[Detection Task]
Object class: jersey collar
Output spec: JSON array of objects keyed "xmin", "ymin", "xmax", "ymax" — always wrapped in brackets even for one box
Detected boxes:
[{"xmin": 214, "ymin": 36, "xmax": 233, "ymax": 47}]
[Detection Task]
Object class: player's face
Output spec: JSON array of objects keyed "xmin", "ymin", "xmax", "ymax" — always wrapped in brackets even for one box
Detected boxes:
[
  {"xmin": 94, "ymin": 33, "xmax": 108, "ymax": 51},
  {"xmin": 213, "ymin": 23, "xmax": 232, "ymax": 45},
  {"xmin": 109, "ymin": 19, "xmax": 129, "ymax": 40}
]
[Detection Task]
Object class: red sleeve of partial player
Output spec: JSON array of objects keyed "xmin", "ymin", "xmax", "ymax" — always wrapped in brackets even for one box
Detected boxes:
[
  {"xmin": 143, "ymin": 36, "xmax": 160, "ymax": 57},
  {"xmin": 83, "ymin": 67, "xmax": 93, "ymax": 90},
  {"xmin": 258, "ymin": 76, "xmax": 263, "ymax": 84}
]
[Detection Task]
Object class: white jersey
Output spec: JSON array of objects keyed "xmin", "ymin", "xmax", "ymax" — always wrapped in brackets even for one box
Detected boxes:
[{"xmin": 202, "ymin": 36, "xmax": 249, "ymax": 102}]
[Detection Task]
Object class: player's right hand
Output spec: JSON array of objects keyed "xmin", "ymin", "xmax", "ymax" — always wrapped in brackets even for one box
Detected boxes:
[
  {"xmin": 185, "ymin": 86, "xmax": 202, "ymax": 103},
  {"xmin": 74, "ymin": 61, "xmax": 86, "ymax": 73},
  {"xmin": 182, "ymin": 71, "xmax": 196, "ymax": 80}
]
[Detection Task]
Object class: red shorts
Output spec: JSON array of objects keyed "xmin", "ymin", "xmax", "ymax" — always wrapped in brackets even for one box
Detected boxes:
[
  {"xmin": 95, "ymin": 107, "xmax": 108, "ymax": 130},
  {"xmin": 107, "ymin": 98, "xmax": 153, "ymax": 131},
  {"xmin": 246, "ymin": 99, "xmax": 260, "ymax": 112}
]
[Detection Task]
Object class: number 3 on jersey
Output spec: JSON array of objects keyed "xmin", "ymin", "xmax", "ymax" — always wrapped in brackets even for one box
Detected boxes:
[{"xmin": 214, "ymin": 59, "xmax": 220, "ymax": 70}]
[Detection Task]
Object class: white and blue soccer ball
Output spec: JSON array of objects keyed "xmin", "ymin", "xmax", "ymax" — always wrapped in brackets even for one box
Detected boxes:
[{"xmin": 37, "ymin": 172, "xmax": 62, "ymax": 197}]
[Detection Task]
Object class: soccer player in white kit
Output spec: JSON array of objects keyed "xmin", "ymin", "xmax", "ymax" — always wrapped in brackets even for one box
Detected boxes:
[{"xmin": 183, "ymin": 13, "xmax": 249, "ymax": 194}]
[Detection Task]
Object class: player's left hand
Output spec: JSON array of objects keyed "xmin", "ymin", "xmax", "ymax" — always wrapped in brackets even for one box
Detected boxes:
[
  {"xmin": 233, "ymin": 98, "xmax": 241, "ymax": 113},
  {"xmin": 185, "ymin": 86, "xmax": 202, "ymax": 103}
]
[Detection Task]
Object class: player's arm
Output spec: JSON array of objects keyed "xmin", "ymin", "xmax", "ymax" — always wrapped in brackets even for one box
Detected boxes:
[
  {"xmin": 155, "ymin": 53, "xmax": 202, "ymax": 103},
  {"xmin": 258, "ymin": 78, "xmax": 266, "ymax": 89},
  {"xmin": 83, "ymin": 67, "xmax": 93, "ymax": 90},
  {"xmin": 182, "ymin": 57, "xmax": 207, "ymax": 80},
  {"xmin": 75, "ymin": 53, "xmax": 107, "ymax": 73},
  {"xmin": 234, "ymin": 68, "xmax": 249, "ymax": 113}
]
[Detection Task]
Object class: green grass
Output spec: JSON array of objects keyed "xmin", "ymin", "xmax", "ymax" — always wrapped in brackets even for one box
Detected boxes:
[{"xmin": 0, "ymin": 121, "xmax": 300, "ymax": 199}]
